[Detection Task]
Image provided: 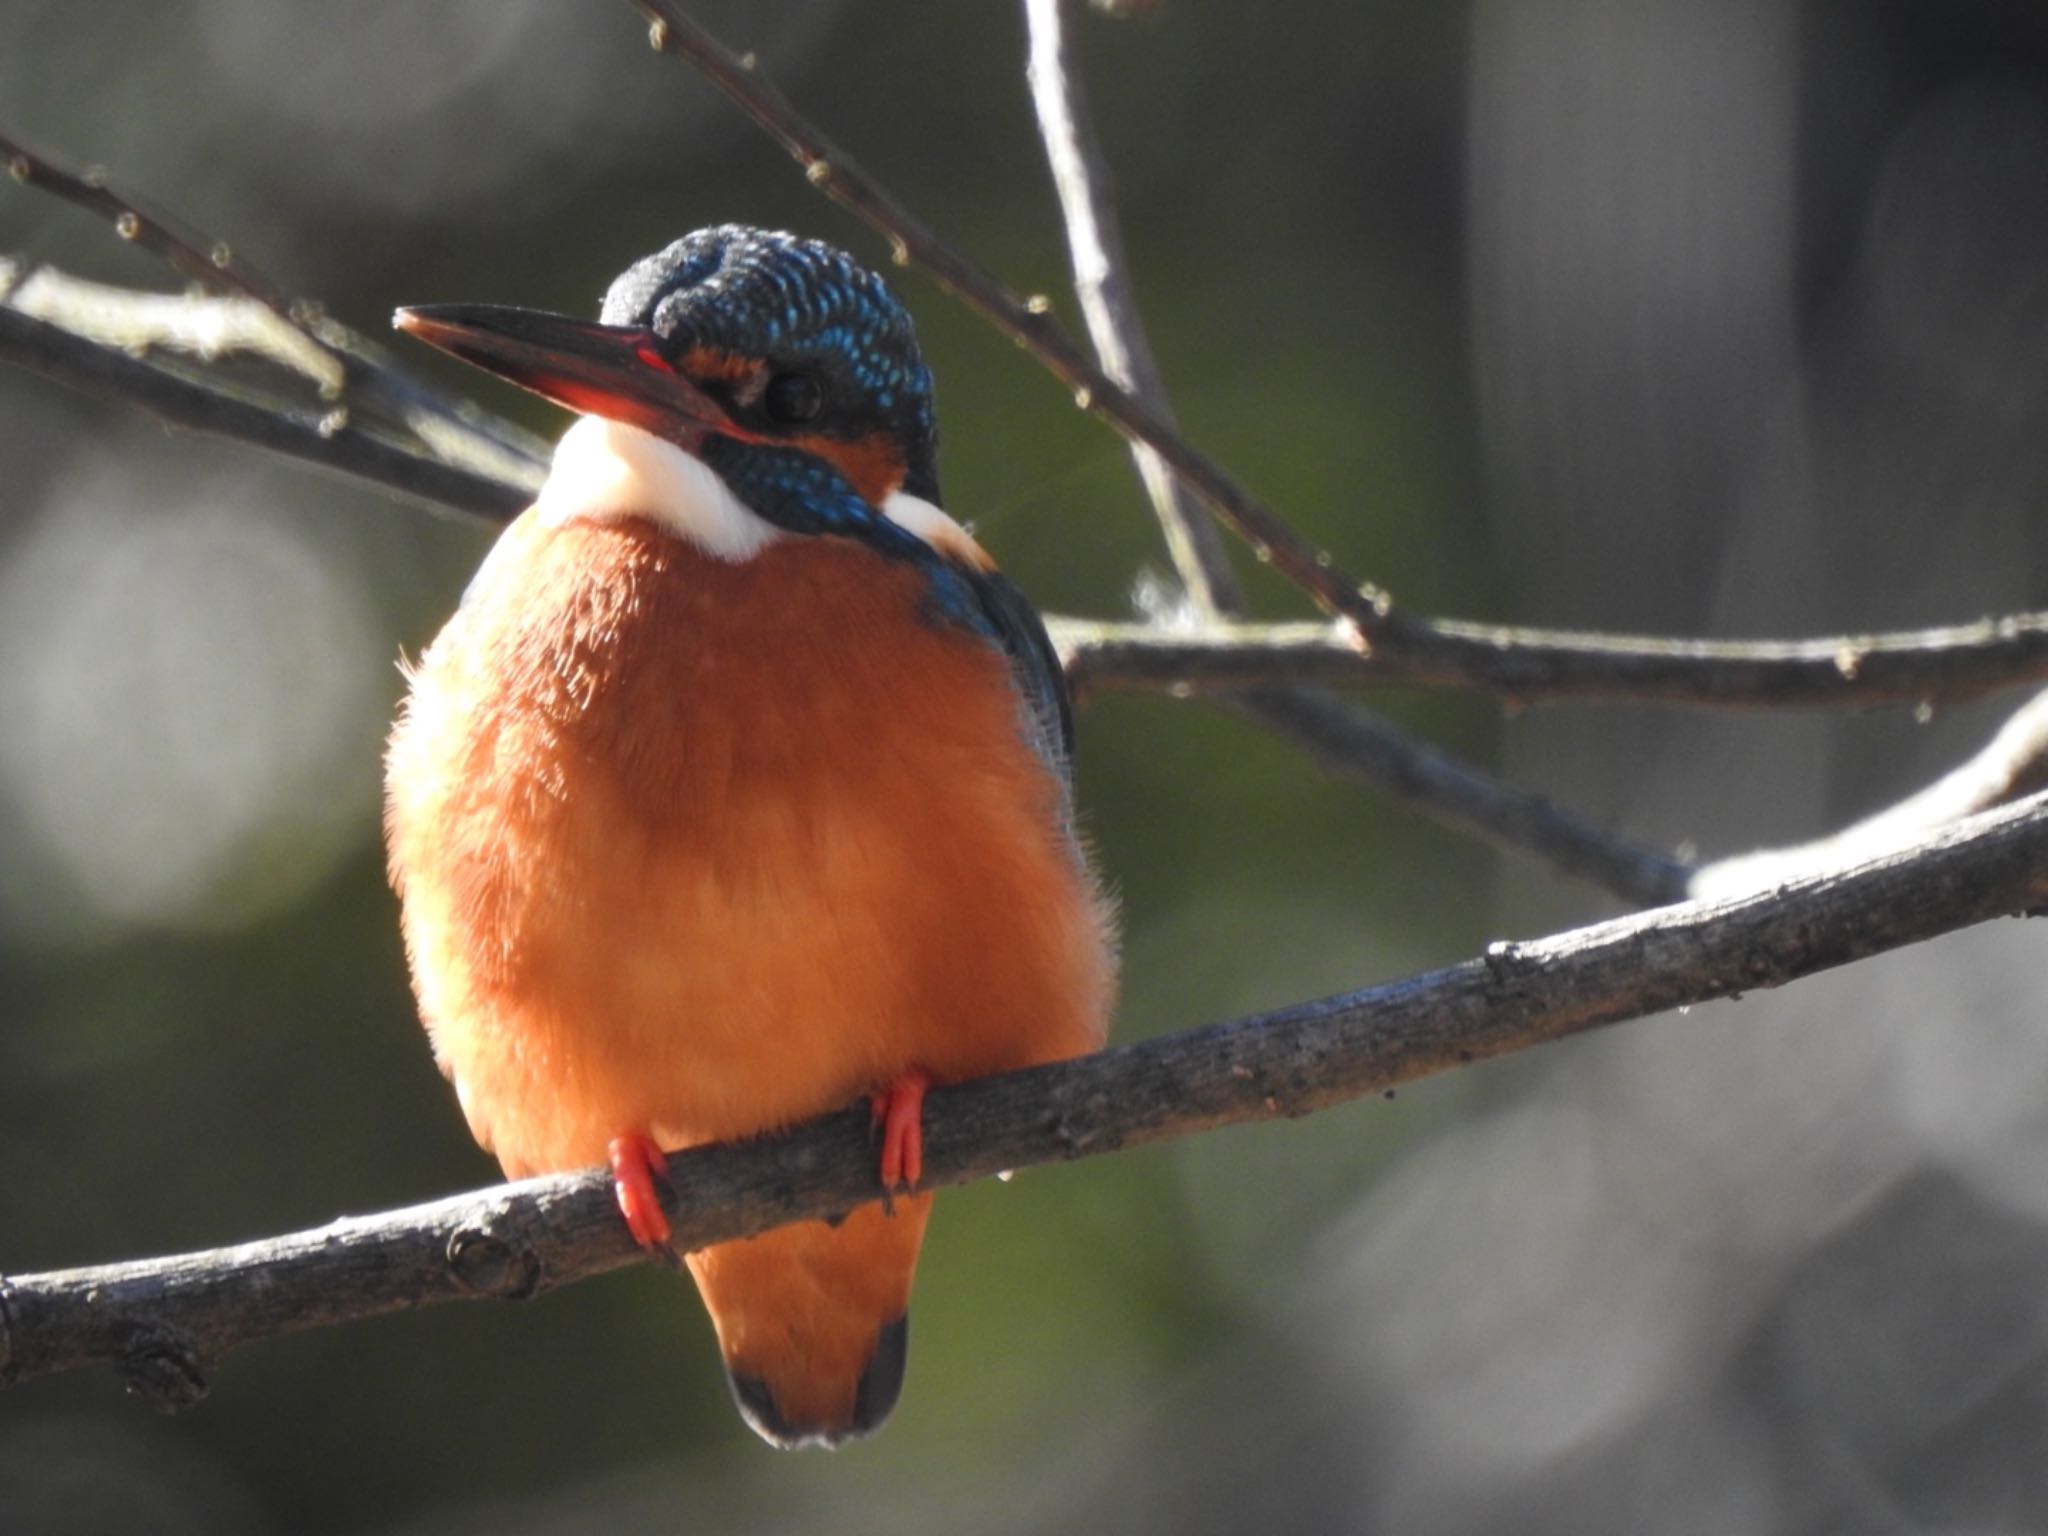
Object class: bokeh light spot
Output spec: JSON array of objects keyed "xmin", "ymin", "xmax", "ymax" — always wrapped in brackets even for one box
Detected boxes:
[{"xmin": 0, "ymin": 465, "xmax": 389, "ymax": 940}]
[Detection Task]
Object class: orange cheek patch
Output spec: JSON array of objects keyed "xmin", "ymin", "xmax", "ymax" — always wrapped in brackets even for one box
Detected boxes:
[
  {"xmin": 799, "ymin": 430, "xmax": 905, "ymax": 507},
  {"xmin": 680, "ymin": 345, "xmax": 762, "ymax": 389}
]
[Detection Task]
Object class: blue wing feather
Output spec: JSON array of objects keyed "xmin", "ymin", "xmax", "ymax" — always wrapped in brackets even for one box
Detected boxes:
[{"xmin": 966, "ymin": 566, "xmax": 1075, "ymax": 791}]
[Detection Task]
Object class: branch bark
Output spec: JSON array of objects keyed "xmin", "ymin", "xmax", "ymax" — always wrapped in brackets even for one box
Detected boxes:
[
  {"xmin": 1694, "ymin": 686, "xmax": 2048, "ymax": 896},
  {"xmin": 0, "ymin": 128, "xmax": 549, "ymax": 485},
  {"xmin": 0, "ymin": 298, "xmax": 532, "ymax": 521},
  {"xmin": 1022, "ymin": 0, "xmax": 1240, "ymax": 619},
  {"xmin": 7, "ymin": 788, "xmax": 2045, "ymax": 1407},
  {"xmin": 1053, "ymin": 613, "xmax": 2048, "ymax": 712}
]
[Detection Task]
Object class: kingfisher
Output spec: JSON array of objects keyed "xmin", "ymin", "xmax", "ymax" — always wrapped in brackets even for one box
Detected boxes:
[{"xmin": 383, "ymin": 226, "xmax": 1116, "ymax": 1448}]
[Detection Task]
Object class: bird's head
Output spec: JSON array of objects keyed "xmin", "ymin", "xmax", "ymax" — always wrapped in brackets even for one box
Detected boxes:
[{"xmin": 396, "ymin": 226, "xmax": 946, "ymax": 549}]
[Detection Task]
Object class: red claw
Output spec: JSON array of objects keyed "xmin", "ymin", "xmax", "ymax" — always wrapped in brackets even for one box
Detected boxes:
[
  {"xmin": 608, "ymin": 1132, "xmax": 675, "ymax": 1251},
  {"xmin": 870, "ymin": 1072, "xmax": 931, "ymax": 1193}
]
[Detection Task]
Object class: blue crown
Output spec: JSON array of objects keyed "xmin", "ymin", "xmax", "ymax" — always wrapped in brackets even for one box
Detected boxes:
[{"xmin": 601, "ymin": 226, "xmax": 938, "ymax": 498}]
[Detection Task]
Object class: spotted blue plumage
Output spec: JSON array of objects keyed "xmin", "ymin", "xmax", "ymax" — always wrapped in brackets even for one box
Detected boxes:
[{"xmin": 601, "ymin": 226, "xmax": 939, "ymax": 502}]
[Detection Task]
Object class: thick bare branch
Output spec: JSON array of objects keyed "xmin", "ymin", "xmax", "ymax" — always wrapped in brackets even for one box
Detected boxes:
[
  {"xmin": 1053, "ymin": 614, "xmax": 2048, "ymax": 712},
  {"xmin": 5, "ymin": 788, "xmax": 2045, "ymax": 1405}
]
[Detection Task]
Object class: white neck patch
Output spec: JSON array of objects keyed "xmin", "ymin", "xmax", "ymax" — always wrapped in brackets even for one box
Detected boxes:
[
  {"xmin": 534, "ymin": 416, "xmax": 783, "ymax": 562},
  {"xmin": 882, "ymin": 489, "xmax": 992, "ymax": 569},
  {"xmin": 533, "ymin": 416, "xmax": 985, "ymax": 567}
]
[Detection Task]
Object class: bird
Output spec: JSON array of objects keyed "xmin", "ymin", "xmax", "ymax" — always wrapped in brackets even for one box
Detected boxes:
[{"xmin": 383, "ymin": 225, "xmax": 1117, "ymax": 1449}]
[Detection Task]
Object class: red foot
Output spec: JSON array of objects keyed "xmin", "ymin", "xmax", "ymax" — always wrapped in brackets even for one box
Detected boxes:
[
  {"xmin": 608, "ymin": 1133, "xmax": 674, "ymax": 1250},
  {"xmin": 870, "ymin": 1072, "xmax": 931, "ymax": 1193}
]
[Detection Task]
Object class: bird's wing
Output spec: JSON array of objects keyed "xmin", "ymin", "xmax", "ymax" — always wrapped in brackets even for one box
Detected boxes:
[{"xmin": 966, "ymin": 566, "xmax": 1077, "ymax": 792}]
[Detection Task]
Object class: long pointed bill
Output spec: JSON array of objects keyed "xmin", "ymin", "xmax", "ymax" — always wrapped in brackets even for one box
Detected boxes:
[{"xmin": 393, "ymin": 302, "xmax": 740, "ymax": 445}]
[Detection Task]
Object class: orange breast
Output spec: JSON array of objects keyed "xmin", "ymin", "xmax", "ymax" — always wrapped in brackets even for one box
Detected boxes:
[{"xmin": 385, "ymin": 508, "xmax": 1115, "ymax": 1179}]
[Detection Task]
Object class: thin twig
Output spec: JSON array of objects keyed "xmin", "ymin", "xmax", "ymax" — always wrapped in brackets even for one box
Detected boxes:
[
  {"xmin": 1023, "ymin": 0, "xmax": 1239, "ymax": 617},
  {"xmin": 1235, "ymin": 686, "xmax": 1691, "ymax": 902},
  {"xmin": 0, "ymin": 299, "xmax": 531, "ymax": 521},
  {"xmin": 1694, "ymin": 687, "xmax": 2048, "ymax": 897},
  {"xmin": 1, "ymin": 128, "xmax": 550, "ymax": 487},
  {"xmin": 7, "ymin": 269, "xmax": 2042, "ymax": 725},
  {"xmin": 1, "ymin": 131, "xmax": 298, "ymax": 310},
  {"xmin": 1052, "ymin": 614, "xmax": 2048, "ymax": 711},
  {"xmin": 5, "ymin": 787, "xmax": 2045, "ymax": 1405},
  {"xmin": 7, "ymin": 261, "xmax": 345, "ymax": 393}
]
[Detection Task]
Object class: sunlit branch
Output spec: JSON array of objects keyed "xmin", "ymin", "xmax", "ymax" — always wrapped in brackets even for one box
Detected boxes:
[
  {"xmin": 1053, "ymin": 614, "xmax": 2048, "ymax": 712},
  {"xmin": 1, "ymin": 128, "xmax": 549, "ymax": 487},
  {"xmin": 0, "ymin": 291, "xmax": 531, "ymax": 521},
  {"xmin": 1022, "ymin": 0, "xmax": 1239, "ymax": 617},
  {"xmin": 1694, "ymin": 687, "xmax": 2048, "ymax": 896}
]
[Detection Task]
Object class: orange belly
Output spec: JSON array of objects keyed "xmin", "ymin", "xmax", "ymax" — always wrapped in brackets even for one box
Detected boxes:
[{"xmin": 385, "ymin": 507, "xmax": 1115, "ymax": 1180}]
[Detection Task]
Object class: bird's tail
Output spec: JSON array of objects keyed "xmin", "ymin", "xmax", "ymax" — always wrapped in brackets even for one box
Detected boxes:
[{"xmin": 687, "ymin": 1193, "xmax": 932, "ymax": 1449}]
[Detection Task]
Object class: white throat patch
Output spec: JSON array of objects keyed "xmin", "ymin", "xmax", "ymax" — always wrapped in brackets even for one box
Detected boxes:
[
  {"xmin": 534, "ymin": 416, "xmax": 782, "ymax": 562},
  {"xmin": 533, "ymin": 416, "xmax": 985, "ymax": 566}
]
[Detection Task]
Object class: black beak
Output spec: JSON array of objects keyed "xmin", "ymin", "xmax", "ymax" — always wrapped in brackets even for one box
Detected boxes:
[{"xmin": 393, "ymin": 302, "xmax": 741, "ymax": 444}]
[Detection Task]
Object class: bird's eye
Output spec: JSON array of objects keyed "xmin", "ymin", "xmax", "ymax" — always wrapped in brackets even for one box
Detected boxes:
[{"xmin": 763, "ymin": 371, "xmax": 826, "ymax": 426}]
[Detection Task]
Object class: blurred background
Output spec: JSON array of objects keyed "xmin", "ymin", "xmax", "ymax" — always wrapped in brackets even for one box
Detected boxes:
[{"xmin": 5, "ymin": 1, "xmax": 2048, "ymax": 1531}]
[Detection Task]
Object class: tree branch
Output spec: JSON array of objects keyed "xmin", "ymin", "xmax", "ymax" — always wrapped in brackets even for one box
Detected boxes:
[
  {"xmin": 4, "ymin": 257, "xmax": 344, "ymax": 393},
  {"xmin": 1234, "ymin": 685, "xmax": 1692, "ymax": 902},
  {"xmin": 9, "ymin": 266, "xmax": 2039, "ymax": 729},
  {"xmin": 1052, "ymin": 613, "xmax": 2048, "ymax": 711},
  {"xmin": 1, "ymin": 128, "xmax": 549, "ymax": 487},
  {"xmin": 18, "ymin": 262, "xmax": 2027, "ymax": 727},
  {"xmin": 0, "ymin": 291, "xmax": 531, "ymax": 521},
  {"xmin": 1022, "ymin": 0, "xmax": 1240, "ymax": 618},
  {"xmin": 5, "ymin": 787, "xmax": 2044, "ymax": 1407},
  {"xmin": 1694, "ymin": 686, "xmax": 2048, "ymax": 896}
]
